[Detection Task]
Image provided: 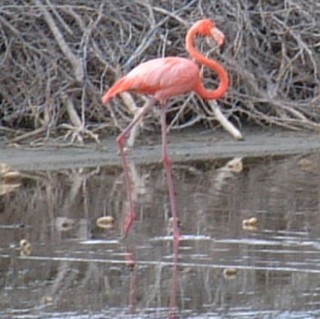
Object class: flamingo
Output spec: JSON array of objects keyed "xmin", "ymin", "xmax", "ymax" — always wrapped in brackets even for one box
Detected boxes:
[{"xmin": 102, "ymin": 19, "xmax": 229, "ymax": 240}]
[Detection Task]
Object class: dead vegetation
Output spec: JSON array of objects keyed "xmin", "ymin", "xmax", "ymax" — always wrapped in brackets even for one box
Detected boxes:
[{"xmin": 0, "ymin": 0, "xmax": 320, "ymax": 145}]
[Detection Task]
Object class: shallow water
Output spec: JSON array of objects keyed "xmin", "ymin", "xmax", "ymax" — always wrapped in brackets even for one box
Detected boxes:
[{"xmin": 0, "ymin": 153, "xmax": 320, "ymax": 318}]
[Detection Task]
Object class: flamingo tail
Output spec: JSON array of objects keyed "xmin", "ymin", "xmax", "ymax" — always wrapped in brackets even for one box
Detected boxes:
[{"xmin": 101, "ymin": 77, "xmax": 129, "ymax": 104}]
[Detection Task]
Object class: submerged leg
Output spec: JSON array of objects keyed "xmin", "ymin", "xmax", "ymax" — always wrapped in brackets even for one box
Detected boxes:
[
  {"xmin": 160, "ymin": 102, "xmax": 180, "ymax": 241},
  {"xmin": 117, "ymin": 98, "xmax": 156, "ymax": 236}
]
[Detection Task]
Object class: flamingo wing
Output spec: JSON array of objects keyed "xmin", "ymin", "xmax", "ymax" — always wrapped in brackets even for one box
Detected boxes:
[{"xmin": 126, "ymin": 57, "xmax": 200, "ymax": 97}]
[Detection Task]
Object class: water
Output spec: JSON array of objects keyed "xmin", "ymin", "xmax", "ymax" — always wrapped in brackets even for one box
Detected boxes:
[{"xmin": 0, "ymin": 154, "xmax": 320, "ymax": 318}]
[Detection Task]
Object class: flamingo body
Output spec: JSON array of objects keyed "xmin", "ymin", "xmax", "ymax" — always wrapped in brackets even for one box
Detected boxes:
[{"xmin": 102, "ymin": 57, "xmax": 200, "ymax": 103}]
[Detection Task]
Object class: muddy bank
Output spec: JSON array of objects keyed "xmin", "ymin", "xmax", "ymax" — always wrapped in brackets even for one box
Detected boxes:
[{"xmin": 1, "ymin": 127, "xmax": 320, "ymax": 171}]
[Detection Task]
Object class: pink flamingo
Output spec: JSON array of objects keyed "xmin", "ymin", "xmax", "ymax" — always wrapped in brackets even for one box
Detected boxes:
[{"xmin": 102, "ymin": 19, "xmax": 229, "ymax": 240}]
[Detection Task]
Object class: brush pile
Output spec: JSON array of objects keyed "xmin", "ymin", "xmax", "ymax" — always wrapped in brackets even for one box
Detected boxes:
[{"xmin": 1, "ymin": 0, "xmax": 320, "ymax": 144}]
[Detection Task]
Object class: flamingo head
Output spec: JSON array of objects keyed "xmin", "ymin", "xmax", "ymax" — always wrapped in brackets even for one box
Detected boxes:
[{"xmin": 195, "ymin": 19, "xmax": 225, "ymax": 46}]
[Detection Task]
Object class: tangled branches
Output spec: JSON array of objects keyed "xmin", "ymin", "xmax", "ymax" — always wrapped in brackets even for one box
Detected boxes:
[{"xmin": 0, "ymin": 0, "xmax": 320, "ymax": 144}]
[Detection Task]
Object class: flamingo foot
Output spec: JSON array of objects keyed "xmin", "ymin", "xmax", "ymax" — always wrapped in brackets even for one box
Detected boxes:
[
  {"xmin": 125, "ymin": 251, "xmax": 136, "ymax": 271},
  {"xmin": 123, "ymin": 210, "xmax": 137, "ymax": 237},
  {"xmin": 172, "ymin": 220, "xmax": 181, "ymax": 243},
  {"xmin": 174, "ymin": 230, "xmax": 180, "ymax": 242},
  {"xmin": 168, "ymin": 217, "xmax": 181, "ymax": 242}
]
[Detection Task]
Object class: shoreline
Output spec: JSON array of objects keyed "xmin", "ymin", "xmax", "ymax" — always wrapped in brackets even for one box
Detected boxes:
[{"xmin": 0, "ymin": 127, "xmax": 319, "ymax": 171}]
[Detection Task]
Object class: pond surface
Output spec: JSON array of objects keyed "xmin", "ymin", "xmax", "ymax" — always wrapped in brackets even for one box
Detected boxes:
[{"xmin": 1, "ymin": 151, "xmax": 320, "ymax": 318}]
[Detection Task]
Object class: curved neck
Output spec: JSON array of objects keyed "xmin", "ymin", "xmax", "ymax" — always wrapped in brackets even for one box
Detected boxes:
[{"xmin": 186, "ymin": 25, "xmax": 229, "ymax": 99}]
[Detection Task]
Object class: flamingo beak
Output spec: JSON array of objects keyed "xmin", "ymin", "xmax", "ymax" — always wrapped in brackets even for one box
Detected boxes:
[{"xmin": 211, "ymin": 27, "xmax": 225, "ymax": 46}]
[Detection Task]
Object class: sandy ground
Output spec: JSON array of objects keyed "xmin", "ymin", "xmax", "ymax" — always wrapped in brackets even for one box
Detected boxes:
[{"xmin": 1, "ymin": 127, "xmax": 320, "ymax": 171}]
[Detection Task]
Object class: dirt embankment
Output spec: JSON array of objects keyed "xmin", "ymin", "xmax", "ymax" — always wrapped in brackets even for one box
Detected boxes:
[{"xmin": 1, "ymin": 128, "xmax": 320, "ymax": 172}]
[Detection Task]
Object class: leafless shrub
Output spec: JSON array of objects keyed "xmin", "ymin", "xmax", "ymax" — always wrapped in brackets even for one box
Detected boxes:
[{"xmin": 0, "ymin": 0, "xmax": 320, "ymax": 144}]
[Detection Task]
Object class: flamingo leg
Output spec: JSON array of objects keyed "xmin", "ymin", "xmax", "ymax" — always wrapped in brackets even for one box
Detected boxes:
[
  {"xmin": 160, "ymin": 102, "xmax": 180, "ymax": 241},
  {"xmin": 117, "ymin": 98, "xmax": 156, "ymax": 236}
]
